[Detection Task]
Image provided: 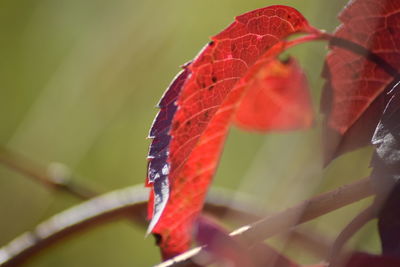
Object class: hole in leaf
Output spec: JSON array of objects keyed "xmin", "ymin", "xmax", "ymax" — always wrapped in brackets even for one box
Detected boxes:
[{"xmin": 153, "ymin": 233, "xmax": 162, "ymax": 246}]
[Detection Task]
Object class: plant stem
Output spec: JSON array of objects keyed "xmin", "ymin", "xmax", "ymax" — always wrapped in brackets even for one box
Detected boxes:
[
  {"xmin": 0, "ymin": 146, "xmax": 97, "ymax": 199},
  {"xmin": 286, "ymin": 31, "xmax": 400, "ymax": 84},
  {"xmin": 238, "ymin": 177, "xmax": 373, "ymax": 245},
  {"xmin": 328, "ymin": 205, "xmax": 376, "ymax": 267},
  {"xmin": 285, "ymin": 32, "xmax": 326, "ymax": 49},
  {"xmin": 0, "ymin": 186, "xmax": 315, "ymax": 266},
  {"xmin": 318, "ymin": 33, "xmax": 400, "ymax": 87},
  {"xmin": 0, "ymin": 149, "xmax": 329, "ymax": 266}
]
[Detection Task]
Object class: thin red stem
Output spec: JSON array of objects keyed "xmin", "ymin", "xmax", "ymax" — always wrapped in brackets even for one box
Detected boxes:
[{"xmin": 285, "ymin": 32, "xmax": 326, "ymax": 50}]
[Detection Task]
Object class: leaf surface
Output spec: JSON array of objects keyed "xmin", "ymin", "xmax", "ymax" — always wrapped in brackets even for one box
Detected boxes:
[
  {"xmin": 233, "ymin": 57, "xmax": 313, "ymax": 131},
  {"xmin": 147, "ymin": 5, "xmax": 315, "ymax": 259},
  {"xmin": 322, "ymin": 0, "xmax": 400, "ymax": 162}
]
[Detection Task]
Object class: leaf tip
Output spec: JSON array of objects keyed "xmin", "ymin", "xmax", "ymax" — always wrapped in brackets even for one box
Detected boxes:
[{"xmin": 146, "ymin": 177, "xmax": 170, "ymax": 236}]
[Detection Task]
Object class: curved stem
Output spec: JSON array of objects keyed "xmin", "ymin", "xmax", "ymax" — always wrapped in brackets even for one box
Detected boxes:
[
  {"xmin": 328, "ymin": 205, "xmax": 376, "ymax": 267},
  {"xmin": 0, "ymin": 185, "xmax": 147, "ymax": 267},
  {"xmin": 285, "ymin": 31, "xmax": 400, "ymax": 86},
  {"xmin": 0, "ymin": 148, "xmax": 330, "ymax": 266},
  {"xmin": 0, "ymin": 176, "xmax": 373, "ymax": 267},
  {"xmin": 324, "ymin": 35, "xmax": 399, "ymax": 79},
  {"xmin": 0, "ymin": 185, "xmax": 316, "ymax": 267},
  {"xmin": 285, "ymin": 32, "xmax": 326, "ymax": 49}
]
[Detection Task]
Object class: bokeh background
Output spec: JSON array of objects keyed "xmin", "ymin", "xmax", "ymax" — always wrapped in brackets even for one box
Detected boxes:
[{"xmin": 0, "ymin": 0, "xmax": 378, "ymax": 266}]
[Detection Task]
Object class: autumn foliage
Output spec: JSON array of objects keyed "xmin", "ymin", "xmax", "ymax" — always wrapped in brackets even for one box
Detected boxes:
[
  {"xmin": 147, "ymin": 5, "xmax": 317, "ymax": 259},
  {"xmin": 146, "ymin": 0, "xmax": 400, "ymax": 266}
]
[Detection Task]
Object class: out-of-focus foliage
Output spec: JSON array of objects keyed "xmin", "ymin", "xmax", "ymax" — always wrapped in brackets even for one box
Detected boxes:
[{"xmin": 0, "ymin": 0, "xmax": 377, "ymax": 266}]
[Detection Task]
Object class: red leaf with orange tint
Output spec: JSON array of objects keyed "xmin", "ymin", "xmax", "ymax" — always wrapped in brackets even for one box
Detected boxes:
[
  {"xmin": 322, "ymin": 0, "xmax": 400, "ymax": 163},
  {"xmin": 233, "ymin": 57, "xmax": 313, "ymax": 131},
  {"xmin": 147, "ymin": 5, "xmax": 317, "ymax": 259}
]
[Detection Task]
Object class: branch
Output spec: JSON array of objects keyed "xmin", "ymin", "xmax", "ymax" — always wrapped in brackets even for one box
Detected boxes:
[
  {"xmin": 0, "ymin": 148, "xmax": 330, "ymax": 265},
  {"xmin": 155, "ymin": 176, "xmax": 374, "ymax": 267},
  {"xmin": 0, "ymin": 146, "xmax": 367, "ymax": 266},
  {"xmin": 0, "ymin": 146, "xmax": 97, "ymax": 199},
  {"xmin": 0, "ymin": 185, "xmax": 313, "ymax": 266}
]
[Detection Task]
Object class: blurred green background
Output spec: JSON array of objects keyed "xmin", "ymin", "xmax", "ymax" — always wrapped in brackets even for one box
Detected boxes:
[{"xmin": 0, "ymin": 0, "xmax": 378, "ymax": 266}]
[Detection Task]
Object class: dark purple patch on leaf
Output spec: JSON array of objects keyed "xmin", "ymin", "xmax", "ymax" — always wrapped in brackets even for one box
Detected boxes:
[
  {"xmin": 147, "ymin": 67, "xmax": 191, "ymax": 182},
  {"xmin": 146, "ymin": 66, "xmax": 191, "ymax": 233}
]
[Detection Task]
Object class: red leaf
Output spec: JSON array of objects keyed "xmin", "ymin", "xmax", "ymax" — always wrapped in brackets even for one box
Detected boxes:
[
  {"xmin": 322, "ymin": 0, "xmax": 400, "ymax": 163},
  {"xmin": 147, "ymin": 5, "xmax": 316, "ymax": 259},
  {"xmin": 233, "ymin": 57, "xmax": 313, "ymax": 131}
]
